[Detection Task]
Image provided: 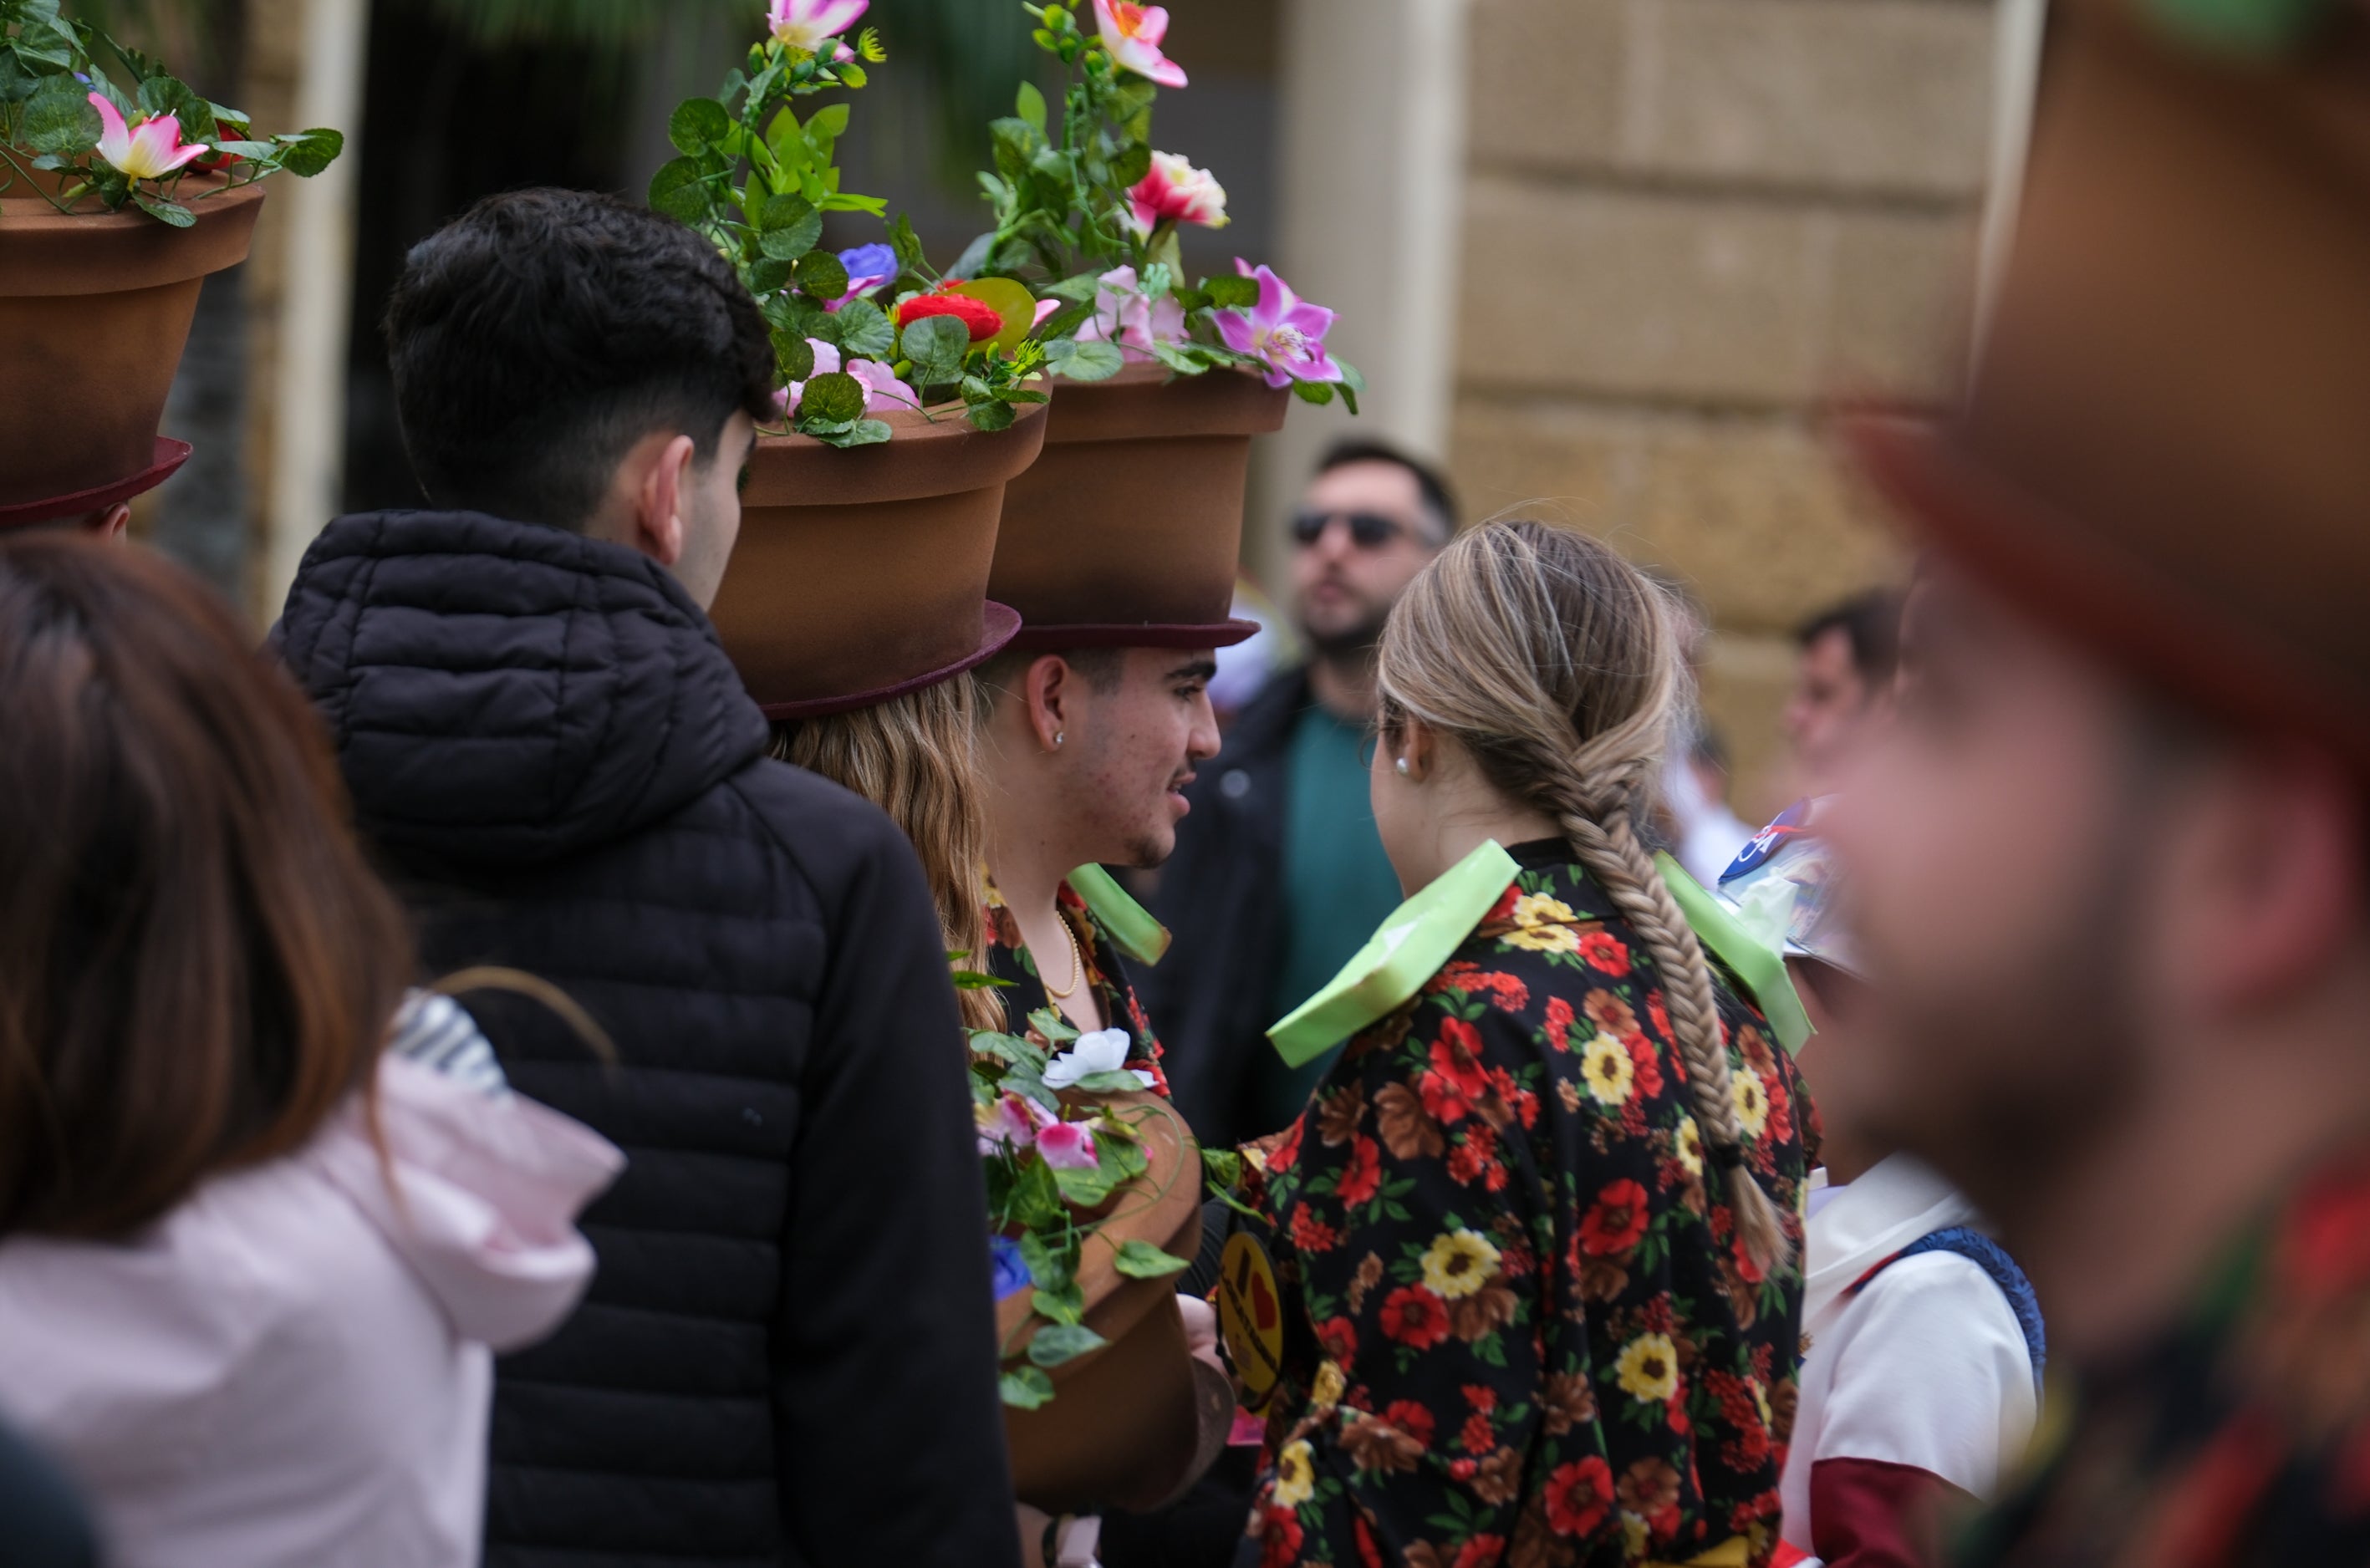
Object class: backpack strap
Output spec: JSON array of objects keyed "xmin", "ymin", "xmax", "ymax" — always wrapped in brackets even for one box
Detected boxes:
[{"xmin": 1850, "ymin": 1224, "xmax": 2047, "ymax": 1396}]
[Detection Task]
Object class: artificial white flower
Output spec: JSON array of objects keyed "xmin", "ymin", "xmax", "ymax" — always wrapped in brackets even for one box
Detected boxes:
[{"xmin": 1042, "ymin": 1027, "xmax": 1155, "ymax": 1091}]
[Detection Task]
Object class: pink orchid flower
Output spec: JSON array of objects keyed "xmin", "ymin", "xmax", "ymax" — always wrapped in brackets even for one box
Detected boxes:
[
  {"xmin": 1093, "ymin": 0, "xmax": 1187, "ymax": 89},
  {"xmin": 977, "ymin": 1092, "xmax": 1057, "ymax": 1155},
  {"xmin": 767, "ymin": 0, "xmax": 866, "ymax": 57},
  {"xmin": 87, "ymin": 93, "xmax": 209, "ymax": 182},
  {"xmin": 1076, "ymin": 266, "xmax": 1186, "ymax": 362},
  {"xmin": 1035, "ymin": 1119, "xmax": 1100, "ymax": 1171},
  {"xmin": 780, "ymin": 339, "xmax": 921, "ymax": 415},
  {"xmin": 1125, "ymin": 152, "xmax": 1228, "ymax": 241},
  {"xmin": 1216, "ymin": 261, "xmax": 1345, "ymax": 389}
]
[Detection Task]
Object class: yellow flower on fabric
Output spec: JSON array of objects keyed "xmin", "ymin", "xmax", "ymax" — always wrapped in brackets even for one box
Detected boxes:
[
  {"xmin": 1501, "ymin": 890, "xmax": 1582, "ymax": 952},
  {"xmin": 1272, "ymin": 1439, "xmax": 1316, "ymax": 1508},
  {"xmin": 1674, "ymin": 1115, "xmax": 1705, "ymax": 1176},
  {"xmin": 1623, "ymin": 1514, "xmax": 1651, "ymax": 1557},
  {"xmin": 1580, "ymin": 1031, "xmax": 1634, "ymax": 1106},
  {"xmin": 1419, "ymin": 1228, "xmax": 1502, "ymax": 1299},
  {"xmin": 1312, "ymin": 1360, "xmax": 1346, "ymax": 1410},
  {"xmin": 1752, "ymin": 1377, "xmax": 1773, "ymax": 1428},
  {"xmin": 1732, "ymin": 1070, "xmax": 1771, "ymax": 1140},
  {"xmin": 1615, "ymin": 1332, "xmax": 1679, "ymax": 1403}
]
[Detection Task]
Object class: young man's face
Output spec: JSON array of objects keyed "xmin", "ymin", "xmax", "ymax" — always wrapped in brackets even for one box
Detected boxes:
[
  {"xmin": 1288, "ymin": 461, "xmax": 1445, "ymax": 657},
  {"xmin": 1785, "ymin": 626, "xmax": 1883, "ymax": 787},
  {"xmin": 1824, "ymin": 573, "xmax": 2155, "ymax": 1197},
  {"xmin": 1064, "ymin": 646, "xmax": 1222, "ymax": 868},
  {"xmin": 672, "ymin": 411, "xmax": 757, "ymax": 610}
]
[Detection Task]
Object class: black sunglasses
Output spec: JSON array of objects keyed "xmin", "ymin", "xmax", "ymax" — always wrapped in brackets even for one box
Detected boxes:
[{"xmin": 1290, "ymin": 509, "xmax": 1410, "ymax": 549}]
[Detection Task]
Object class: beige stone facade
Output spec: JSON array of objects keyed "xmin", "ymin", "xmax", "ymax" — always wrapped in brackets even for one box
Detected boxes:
[{"xmin": 1452, "ymin": 0, "xmax": 2000, "ymax": 819}]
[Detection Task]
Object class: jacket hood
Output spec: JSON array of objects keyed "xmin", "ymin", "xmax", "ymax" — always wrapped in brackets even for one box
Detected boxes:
[
  {"xmin": 1801, "ymin": 1153, "xmax": 1983, "ymax": 1339},
  {"xmin": 309, "ymin": 1054, "xmax": 623, "ymax": 1352},
  {"xmin": 277, "ymin": 510, "xmax": 769, "ymax": 867}
]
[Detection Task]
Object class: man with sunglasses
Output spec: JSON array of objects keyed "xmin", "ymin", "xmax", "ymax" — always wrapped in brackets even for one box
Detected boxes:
[{"xmin": 1144, "ymin": 438, "xmax": 1456, "ymax": 1150}]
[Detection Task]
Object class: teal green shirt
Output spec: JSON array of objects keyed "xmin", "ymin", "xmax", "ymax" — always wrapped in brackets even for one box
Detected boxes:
[{"xmin": 1250, "ymin": 701, "xmax": 1408, "ymax": 1133}]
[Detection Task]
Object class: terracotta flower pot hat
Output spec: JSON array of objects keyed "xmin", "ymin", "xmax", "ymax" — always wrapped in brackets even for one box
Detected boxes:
[
  {"xmin": 0, "ymin": 177, "xmax": 264, "ymax": 527},
  {"xmin": 1843, "ymin": 0, "xmax": 2370, "ymax": 776},
  {"xmin": 708, "ymin": 400, "xmax": 1049, "ymax": 717},
  {"xmin": 991, "ymin": 362, "xmax": 1289, "ymax": 652}
]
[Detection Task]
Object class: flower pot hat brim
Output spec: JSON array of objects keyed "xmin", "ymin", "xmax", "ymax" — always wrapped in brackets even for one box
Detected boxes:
[
  {"xmin": 992, "ymin": 364, "xmax": 1286, "ymax": 653},
  {"xmin": 1842, "ymin": 0, "xmax": 2370, "ymax": 780},
  {"xmin": 710, "ymin": 400, "xmax": 1049, "ymax": 716},
  {"xmin": 0, "ymin": 436, "xmax": 190, "ymax": 530}
]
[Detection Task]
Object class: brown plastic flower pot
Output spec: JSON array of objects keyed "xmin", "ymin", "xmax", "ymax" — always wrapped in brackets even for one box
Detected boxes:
[
  {"xmin": 0, "ymin": 174, "xmax": 264, "ymax": 508},
  {"xmin": 991, "ymin": 362, "xmax": 1287, "ymax": 647},
  {"xmin": 999, "ymin": 1090, "xmax": 1217, "ymax": 1515},
  {"xmin": 709, "ymin": 399, "xmax": 1048, "ymax": 715}
]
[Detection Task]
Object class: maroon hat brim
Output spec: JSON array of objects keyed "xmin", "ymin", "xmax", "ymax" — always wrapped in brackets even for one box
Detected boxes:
[
  {"xmin": 0, "ymin": 437, "xmax": 191, "ymax": 529},
  {"xmin": 760, "ymin": 601, "xmax": 1022, "ymax": 721},
  {"xmin": 1006, "ymin": 618, "xmax": 1261, "ymax": 653},
  {"xmin": 1841, "ymin": 410, "xmax": 2370, "ymax": 777}
]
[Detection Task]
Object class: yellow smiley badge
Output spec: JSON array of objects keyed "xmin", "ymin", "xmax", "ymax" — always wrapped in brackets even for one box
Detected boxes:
[{"xmin": 1217, "ymin": 1229, "xmax": 1286, "ymax": 1412}]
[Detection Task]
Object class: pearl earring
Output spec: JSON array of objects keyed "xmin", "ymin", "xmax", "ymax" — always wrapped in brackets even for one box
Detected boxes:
[
  {"xmin": 1394, "ymin": 756, "xmax": 1410, "ymax": 776},
  {"xmin": 1053, "ymin": 731, "xmax": 1065, "ymax": 749}
]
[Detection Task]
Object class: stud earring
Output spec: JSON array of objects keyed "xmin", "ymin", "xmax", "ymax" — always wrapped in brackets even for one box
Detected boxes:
[
  {"xmin": 1053, "ymin": 731, "xmax": 1065, "ymax": 749},
  {"xmin": 1394, "ymin": 756, "xmax": 1410, "ymax": 776}
]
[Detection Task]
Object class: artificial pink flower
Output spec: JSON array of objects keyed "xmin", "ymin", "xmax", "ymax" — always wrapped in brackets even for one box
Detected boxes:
[
  {"xmin": 768, "ymin": 0, "xmax": 866, "ymax": 55},
  {"xmin": 87, "ymin": 93, "xmax": 208, "ymax": 182},
  {"xmin": 977, "ymin": 1091, "xmax": 1058, "ymax": 1155},
  {"xmin": 1094, "ymin": 0, "xmax": 1187, "ymax": 89},
  {"xmin": 1216, "ymin": 260, "xmax": 1345, "ymax": 389},
  {"xmin": 1032, "ymin": 298, "xmax": 1063, "ymax": 328},
  {"xmin": 781, "ymin": 339, "xmax": 920, "ymax": 415},
  {"xmin": 1125, "ymin": 152, "xmax": 1227, "ymax": 240},
  {"xmin": 1035, "ymin": 1120, "xmax": 1100, "ymax": 1171},
  {"xmin": 1076, "ymin": 266, "xmax": 1186, "ymax": 362}
]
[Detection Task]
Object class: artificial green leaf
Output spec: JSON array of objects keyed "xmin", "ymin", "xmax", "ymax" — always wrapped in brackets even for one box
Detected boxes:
[
  {"xmin": 950, "ymin": 230, "xmax": 998, "ymax": 280},
  {"xmin": 889, "ymin": 212, "xmax": 925, "ymax": 276},
  {"xmin": 967, "ymin": 398, "xmax": 1017, "ymax": 433},
  {"xmin": 833, "ymin": 298, "xmax": 895, "ymax": 359},
  {"xmin": 277, "ymin": 128, "xmax": 343, "ymax": 178},
  {"xmin": 772, "ymin": 330, "xmax": 816, "ymax": 383},
  {"xmin": 21, "ymin": 74, "xmax": 99, "ymax": 156},
  {"xmin": 1029, "ymin": 1007, "xmax": 1081, "ymax": 1045},
  {"xmin": 1292, "ymin": 379, "xmax": 1335, "ymax": 405},
  {"xmin": 805, "ymin": 102, "xmax": 849, "ymax": 148},
  {"xmin": 901, "ymin": 313, "xmax": 971, "ymax": 386},
  {"xmin": 1031, "ymin": 1281, "xmax": 1085, "ymax": 1325},
  {"xmin": 989, "ymin": 116, "xmax": 1044, "ymax": 181},
  {"xmin": 1202, "ymin": 274, "xmax": 1259, "ymax": 311},
  {"xmin": 826, "ymin": 418, "xmax": 894, "ymax": 448},
  {"xmin": 1051, "ymin": 339, "xmax": 1124, "ymax": 382},
  {"xmin": 836, "ymin": 62, "xmax": 868, "ymax": 89},
  {"xmin": 952, "ymin": 968, "xmax": 1015, "ymax": 991},
  {"xmin": 668, "ymin": 96, "xmax": 729, "ymax": 154},
  {"xmin": 1072, "ymin": 1068, "xmax": 1147, "ymax": 1093},
  {"xmin": 1000, "ymin": 1366, "xmax": 1056, "ymax": 1409},
  {"xmin": 1149, "ymin": 339, "xmax": 1209, "ymax": 376},
  {"xmin": 135, "ymin": 75, "xmax": 214, "ymax": 145},
  {"xmin": 1043, "ymin": 271, "xmax": 1108, "ymax": 304},
  {"xmin": 1053, "ymin": 1163, "xmax": 1119, "ymax": 1209},
  {"xmin": 131, "ymin": 192, "xmax": 194, "ymax": 227},
  {"xmin": 1112, "ymin": 1240, "xmax": 1189, "ymax": 1279},
  {"xmin": 647, "ymin": 156, "xmax": 709, "ymax": 223},
  {"xmin": 209, "ymin": 139, "xmax": 278, "ymax": 160},
  {"xmin": 1202, "ymin": 1148, "xmax": 1244, "ymax": 1189},
  {"xmin": 796, "ymin": 371, "xmax": 867, "ymax": 425},
  {"xmin": 1027, "ymin": 1322, "xmax": 1108, "ymax": 1369},
  {"xmin": 793, "ymin": 249, "xmax": 849, "ymax": 303},
  {"xmin": 1015, "ymin": 79, "xmax": 1048, "ymax": 133},
  {"xmin": 1110, "ymin": 143, "xmax": 1152, "ymax": 187},
  {"xmin": 1108, "ymin": 81, "xmax": 1159, "ymax": 123},
  {"xmin": 757, "ymin": 193, "xmax": 822, "ymax": 258},
  {"xmin": 1017, "ymin": 1230, "xmax": 1071, "ymax": 1291},
  {"xmin": 0, "ymin": 51, "xmax": 33, "ymax": 106},
  {"xmin": 747, "ymin": 256, "xmax": 795, "ymax": 293}
]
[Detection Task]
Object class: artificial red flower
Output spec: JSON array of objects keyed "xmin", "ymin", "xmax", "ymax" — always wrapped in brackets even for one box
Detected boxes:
[
  {"xmin": 1336, "ymin": 1135, "xmax": 1384, "ymax": 1208},
  {"xmin": 1580, "ymin": 1178, "xmax": 1652, "ymax": 1255},
  {"xmin": 1379, "ymin": 1285, "xmax": 1450, "ymax": 1349},
  {"xmin": 1543, "ymin": 1454, "xmax": 1615, "ymax": 1536},
  {"xmin": 1577, "ymin": 930, "xmax": 1631, "ymax": 976},
  {"xmin": 894, "ymin": 291, "xmax": 1004, "ymax": 341}
]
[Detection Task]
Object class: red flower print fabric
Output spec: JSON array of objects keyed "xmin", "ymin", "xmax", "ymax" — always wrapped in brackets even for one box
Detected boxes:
[
  {"xmin": 980, "ymin": 872, "xmax": 1169, "ymax": 1095},
  {"xmin": 1236, "ymin": 843, "xmax": 1813, "ymax": 1567}
]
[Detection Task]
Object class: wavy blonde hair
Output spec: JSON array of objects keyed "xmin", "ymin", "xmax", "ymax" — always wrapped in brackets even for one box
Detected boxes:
[
  {"xmin": 771, "ymin": 678, "xmax": 1002, "ymax": 1036},
  {"xmin": 1376, "ymin": 518, "xmax": 1792, "ymax": 1272}
]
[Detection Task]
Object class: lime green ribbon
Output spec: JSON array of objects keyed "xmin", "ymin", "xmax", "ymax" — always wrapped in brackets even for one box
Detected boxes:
[
  {"xmin": 1067, "ymin": 863, "xmax": 1171, "ymax": 966},
  {"xmin": 1655, "ymin": 852, "xmax": 1814, "ymax": 1057}
]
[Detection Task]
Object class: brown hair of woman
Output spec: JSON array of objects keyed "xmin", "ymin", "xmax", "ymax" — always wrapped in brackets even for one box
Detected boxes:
[{"xmin": 0, "ymin": 534, "xmax": 415, "ymax": 1240}]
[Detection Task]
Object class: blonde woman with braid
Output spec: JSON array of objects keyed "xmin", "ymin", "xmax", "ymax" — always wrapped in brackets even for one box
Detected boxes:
[{"xmin": 1234, "ymin": 521, "xmax": 1812, "ymax": 1568}]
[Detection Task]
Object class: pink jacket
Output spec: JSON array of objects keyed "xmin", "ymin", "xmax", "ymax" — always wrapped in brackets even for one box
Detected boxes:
[{"xmin": 0, "ymin": 1053, "xmax": 621, "ymax": 1567}]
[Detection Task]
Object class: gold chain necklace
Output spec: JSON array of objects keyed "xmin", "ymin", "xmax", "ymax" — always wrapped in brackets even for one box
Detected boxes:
[{"xmin": 1040, "ymin": 918, "xmax": 1088, "ymax": 1000}]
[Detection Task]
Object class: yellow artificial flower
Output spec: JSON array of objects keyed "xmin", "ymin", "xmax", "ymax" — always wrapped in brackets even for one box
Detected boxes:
[
  {"xmin": 1732, "ymin": 1069, "xmax": 1771, "ymax": 1140},
  {"xmin": 1615, "ymin": 1331, "xmax": 1680, "ymax": 1403},
  {"xmin": 1674, "ymin": 1114, "xmax": 1705, "ymax": 1175},
  {"xmin": 1312, "ymin": 1360, "xmax": 1346, "ymax": 1410},
  {"xmin": 1419, "ymin": 1228, "xmax": 1502, "ymax": 1300},
  {"xmin": 1581, "ymin": 1031, "xmax": 1634, "ymax": 1106},
  {"xmin": 1501, "ymin": 891, "xmax": 1582, "ymax": 952},
  {"xmin": 1273, "ymin": 1439, "xmax": 1317, "ymax": 1508}
]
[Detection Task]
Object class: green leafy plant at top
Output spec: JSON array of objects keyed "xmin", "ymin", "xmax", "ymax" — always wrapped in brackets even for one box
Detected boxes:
[{"xmin": 1, "ymin": 0, "xmax": 342, "ymax": 227}]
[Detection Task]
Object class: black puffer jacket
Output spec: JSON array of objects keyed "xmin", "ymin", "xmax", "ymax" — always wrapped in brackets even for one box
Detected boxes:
[{"xmin": 278, "ymin": 511, "xmax": 1019, "ymax": 1568}]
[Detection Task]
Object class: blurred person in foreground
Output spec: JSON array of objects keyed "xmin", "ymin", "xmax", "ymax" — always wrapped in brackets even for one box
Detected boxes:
[
  {"xmin": 0, "ymin": 534, "xmax": 616, "ymax": 1566},
  {"xmin": 1235, "ymin": 520, "xmax": 1810, "ymax": 1566},
  {"xmin": 1827, "ymin": 2, "xmax": 2370, "ymax": 1561},
  {"xmin": 1147, "ymin": 438, "xmax": 1458, "ymax": 1149},
  {"xmin": 273, "ymin": 189, "xmax": 1017, "ymax": 1567},
  {"xmin": 1713, "ymin": 809, "xmax": 2041, "ymax": 1568},
  {"xmin": 1784, "ymin": 591, "xmax": 1902, "ymax": 798}
]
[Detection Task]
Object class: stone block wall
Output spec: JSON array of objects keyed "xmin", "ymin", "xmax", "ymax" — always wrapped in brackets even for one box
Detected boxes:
[{"xmin": 1452, "ymin": 0, "xmax": 1998, "ymax": 819}]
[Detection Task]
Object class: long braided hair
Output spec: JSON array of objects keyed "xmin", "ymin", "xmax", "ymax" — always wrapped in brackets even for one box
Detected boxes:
[{"xmin": 1376, "ymin": 519, "xmax": 1792, "ymax": 1272}]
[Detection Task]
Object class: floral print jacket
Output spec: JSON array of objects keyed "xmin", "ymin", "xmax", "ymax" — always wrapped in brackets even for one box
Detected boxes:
[
  {"xmin": 1236, "ymin": 841, "xmax": 1814, "ymax": 1568},
  {"xmin": 981, "ymin": 872, "xmax": 1170, "ymax": 1097}
]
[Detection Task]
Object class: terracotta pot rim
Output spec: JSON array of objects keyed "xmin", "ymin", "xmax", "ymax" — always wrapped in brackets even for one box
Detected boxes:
[
  {"xmin": 1040, "ymin": 360, "xmax": 1290, "ymax": 445},
  {"xmin": 745, "ymin": 396, "xmax": 1048, "ymax": 507},
  {"xmin": 0, "ymin": 175, "xmax": 265, "ymax": 297}
]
